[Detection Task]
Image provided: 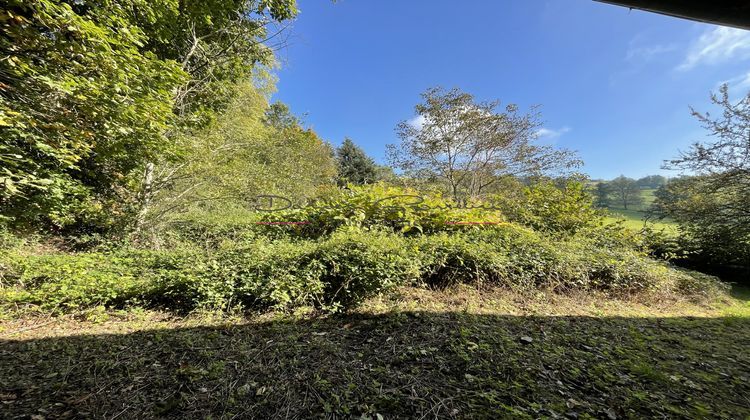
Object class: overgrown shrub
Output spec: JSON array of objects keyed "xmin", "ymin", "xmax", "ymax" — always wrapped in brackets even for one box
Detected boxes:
[
  {"xmin": 490, "ymin": 181, "xmax": 599, "ymax": 235},
  {"xmin": 467, "ymin": 226, "xmax": 565, "ymax": 289},
  {"xmin": 212, "ymin": 239, "xmax": 323, "ymax": 310},
  {"xmin": 0, "ymin": 222, "xmax": 728, "ymax": 315},
  {"xmin": 256, "ymin": 183, "xmax": 505, "ymax": 238},
  {"xmin": 138, "ymin": 250, "xmax": 228, "ymax": 311},
  {"xmin": 414, "ymin": 233, "xmax": 509, "ymax": 288},
  {"xmin": 162, "ymin": 213, "xmax": 260, "ymax": 250},
  {"xmin": 311, "ymin": 228, "xmax": 420, "ymax": 310},
  {"xmin": 0, "ymin": 253, "xmax": 146, "ymax": 311}
]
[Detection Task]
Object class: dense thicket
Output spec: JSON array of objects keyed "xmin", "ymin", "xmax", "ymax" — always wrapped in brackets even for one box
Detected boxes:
[
  {"xmin": 1, "ymin": 182, "xmax": 726, "ymax": 314},
  {"xmin": 0, "ymin": 0, "xmax": 297, "ymax": 231},
  {"xmin": 0, "ymin": 3, "xmax": 735, "ymax": 315},
  {"xmin": 145, "ymin": 82, "xmax": 337, "ymax": 234}
]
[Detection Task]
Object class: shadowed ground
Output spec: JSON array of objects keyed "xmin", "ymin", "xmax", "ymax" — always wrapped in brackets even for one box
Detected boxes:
[{"xmin": 1, "ymin": 307, "xmax": 749, "ymax": 419}]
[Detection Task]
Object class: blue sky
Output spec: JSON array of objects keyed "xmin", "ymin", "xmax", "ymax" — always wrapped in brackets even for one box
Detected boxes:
[{"xmin": 272, "ymin": 0, "xmax": 750, "ymax": 180}]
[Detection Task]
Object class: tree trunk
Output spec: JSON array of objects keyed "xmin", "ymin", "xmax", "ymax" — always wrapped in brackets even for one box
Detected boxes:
[{"xmin": 134, "ymin": 162, "xmax": 155, "ymax": 233}]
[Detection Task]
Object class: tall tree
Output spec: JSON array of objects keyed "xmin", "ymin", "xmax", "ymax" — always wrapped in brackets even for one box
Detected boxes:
[
  {"xmin": 387, "ymin": 87, "xmax": 580, "ymax": 201},
  {"xmin": 655, "ymin": 84, "xmax": 750, "ymax": 267},
  {"xmin": 608, "ymin": 176, "xmax": 643, "ymax": 210},
  {"xmin": 126, "ymin": 0, "xmax": 299, "ymax": 232},
  {"xmin": 594, "ymin": 182, "xmax": 611, "ymax": 208},
  {"xmin": 0, "ymin": 0, "xmax": 298, "ymax": 231},
  {"xmin": 1, "ymin": 0, "xmax": 184, "ymax": 230},
  {"xmin": 336, "ymin": 138, "xmax": 377, "ymax": 186},
  {"xmin": 665, "ymin": 84, "xmax": 750, "ymax": 207},
  {"xmin": 264, "ymin": 102, "xmax": 302, "ymax": 130}
]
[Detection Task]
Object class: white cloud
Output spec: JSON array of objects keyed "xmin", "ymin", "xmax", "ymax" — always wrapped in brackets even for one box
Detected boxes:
[
  {"xmin": 678, "ymin": 27, "xmax": 750, "ymax": 71},
  {"xmin": 535, "ymin": 126, "xmax": 571, "ymax": 140},
  {"xmin": 626, "ymin": 44, "xmax": 676, "ymax": 62}
]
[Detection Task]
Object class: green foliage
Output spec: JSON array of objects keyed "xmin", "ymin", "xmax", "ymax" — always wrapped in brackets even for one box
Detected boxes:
[
  {"xmin": 264, "ymin": 102, "xmax": 302, "ymax": 129},
  {"xmin": 417, "ymin": 226, "xmax": 724, "ymax": 294},
  {"xmin": 336, "ymin": 138, "xmax": 378, "ymax": 186},
  {"xmin": 0, "ymin": 229, "xmax": 411, "ymax": 313},
  {"xmin": 389, "ymin": 87, "xmax": 581, "ymax": 200},
  {"xmin": 653, "ymin": 85, "xmax": 750, "ymax": 271},
  {"xmin": 491, "ymin": 180, "xmax": 599, "ymax": 235},
  {"xmin": 636, "ymin": 175, "xmax": 667, "ymax": 189},
  {"xmin": 217, "ymin": 239, "xmax": 323, "ymax": 310},
  {"xmin": 0, "ymin": 170, "xmax": 729, "ymax": 317},
  {"xmin": 149, "ymin": 84, "xmax": 337, "ymax": 228},
  {"xmin": 1, "ymin": 0, "xmax": 185, "ymax": 229},
  {"xmin": 1, "ymin": 0, "xmax": 298, "ymax": 231},
  {"xmin": 257, "ymin": 183, "xmax": 506, "ymax": 238},
  {"xmin": 161, "ymin": 209, "xmax": 261, "ymax": 250},
  {"xmin": 0, "ymin": 253, "xmax": 147, "ymax": 311},
  {"xmin": 607, "ymin": 176, "xmax": 644, "ymax": 210},
  {"xmin": 311, "ymin": 228, "xmax": 420, "ymax": 311},
  {"xmin": 151, "ymin": 228, "xmax": 420, "ymax": 312},
  {"xmin": 594, "ymin": 182, "xmax": 611, "ymax": 208},
  {"xmin": 652, "ymin": 176, "xmax": 750, "ymax": 268},
  {"xmin": 1, "ymin": 222, "xmax": 727, "ymax": 315},
  {"xmin": 147, "ymin": 240, "xmax": 323, "ymax": 311},
  {"xmin": 415, "ymin": 232, "xmax": 511, "ymax": 288}
]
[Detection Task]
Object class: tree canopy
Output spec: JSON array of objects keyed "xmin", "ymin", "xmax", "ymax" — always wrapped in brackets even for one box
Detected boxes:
[
  {"xmin": 336, "ymin": 138, "xmax": 377, "ymax": 186},
  {"xmin": 654, "ymin": 85, "xmax": 750, "ymax": 267},
  {"xmin": 594, "ymin": 182, "xmax": 611, "ymax": 208},
  {"xmin": 388, "ymin": 87, "xmax": 581, "ymax": 201},
  {"xmin": 608, "ymin": 176, "xmax": 643, "ymax": 210},
  {"xmin": 0, "ymin": 0, "xmax": 297, "ymax": 231}
]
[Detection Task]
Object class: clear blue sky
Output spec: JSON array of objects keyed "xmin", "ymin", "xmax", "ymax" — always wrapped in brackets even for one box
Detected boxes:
[{"xmin": 272, "ymin": 0, "xmax": 750, "ymax": 180}]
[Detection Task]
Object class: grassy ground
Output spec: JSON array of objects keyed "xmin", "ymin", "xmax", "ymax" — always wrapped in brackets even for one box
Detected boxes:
[
  {"xmin": 604, "ymin": 188, "xmax": 678, "ymax": 232},
  {"xmin": 1, "ymin": 286, "xmax": 748, "ymax": 419}
]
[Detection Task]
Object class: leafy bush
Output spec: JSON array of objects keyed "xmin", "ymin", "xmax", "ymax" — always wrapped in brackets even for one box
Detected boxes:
[
  {"xmin": 211, "ymin": 239, "xmax": 323, "ymax": 310},
  {"xmin": 557, "ymin": 238, "xmax": 661, "ymax": 292},
  {"xmin": 490, "ymin": 181, "xmax": 599, "ymax": 235},
  {"xmin": 162, "ymin": 209, "xmax": 261, "ymax": 250},
  {"xmin": 256, "ymin": 183, "xmax": 505, "ymax": 238},
  {"xmin": 0, "ymin": 222, "xmax": 728, "ymax": 315},
  {"xmin": 311, "ymin": 228, "xmax": 420, "ymax": 310},
  {"xmin": 467, "ymin": 226, "xmax": 564, "ymax": 289},
  {"xmin": 0, "ymin": 253, "xmax": 146, "ymax": 311},
  {"xmin": 138, "ymin": 250, "xmax": 229, "ymax": 311},
  {"xmin": 671, "ymin": 269, "xmax": 729, "ymax": 299},
  {"xmin": 414, "ymin": 233, "xmax": 510, "ymax": 287},
  {"xmin": 417, "ymin": 226, "xmax": 713, "ymax": 295}
]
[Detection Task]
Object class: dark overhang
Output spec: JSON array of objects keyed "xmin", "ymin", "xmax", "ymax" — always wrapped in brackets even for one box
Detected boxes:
[{"xmin": 595, "ymin": 1, "xmax": 750, "ymax": 30}]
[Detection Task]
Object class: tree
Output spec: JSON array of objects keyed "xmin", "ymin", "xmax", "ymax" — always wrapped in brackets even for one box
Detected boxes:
[
  {"xmin": 148, "ymin": 83, "xmax": 336, "ymax": 225},
  {"xmin": 655, "ymin": 84, "xmax": 750, "ymax": 267},
  {"xmin": 374, "ymin": 165, "xmax": 398, "ymax": 184},
  {"xmin": 0, "ymin": 0, "xmax": 184, "ymax": 230},
  {"xmin": 608, "ymin": 176, "xmax": 643, "ymax": 210},
  {"xmin": 0, "ymin": 0, "xmax": 298, "ymax": 232},
  {"xmin": 594, "ymin": 182, "xmax": 611, "ymax": 208},
  {"xmin": 336, "ymin": 138, "xmax": 377, "ymax": 186},
  {"xmin": 636, "ymin": 175, "xmax": 668, "ymax": 189},
  {"xmin": 387, "ymin": 87, "xmax": 580, "ymax": 201},
  {"xmin": 264, "ymin": 102, "xmax": 302, "ymax": 130},
  {"xmin": 652, "ymin": 176, "xmax": 749, "ymax": 267},
  {"xmin": 126, "ymin": 0, "xmax": 299, "ymax": 233}
]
